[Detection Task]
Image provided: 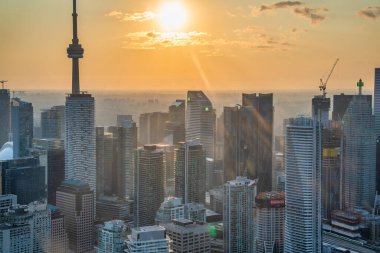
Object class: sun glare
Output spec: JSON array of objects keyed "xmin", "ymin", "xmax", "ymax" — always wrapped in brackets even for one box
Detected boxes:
[{"xmin": 158, "ymin": 2, "xmax": 187, "ymax": 31}]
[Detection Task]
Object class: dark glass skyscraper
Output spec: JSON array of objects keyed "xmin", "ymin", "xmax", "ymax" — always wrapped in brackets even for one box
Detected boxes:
[
  {"xmin": 224, "ymin": 93, "xmax": 273, "ymax": 192},
  {"xmin": 0, "ymin": 88, "xmax": 10, "ymax": 147},
  {"xmin": 166, "ymin": 99, "xmax": 186, "ymax": 145},
  {"xmin": 0, "ymin": 157, "xmax": 46, "ymax": 204},
  {"xmin": 41, "ymin": 105, "xmax": 65, "ymax": 139},
  {"xmin": 11, "ymin": 98, "xmax": 33, "ymax": 158}
]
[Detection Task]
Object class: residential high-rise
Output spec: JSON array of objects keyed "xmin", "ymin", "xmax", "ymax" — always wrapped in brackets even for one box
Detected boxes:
[
  {"xmin": 139, "ymin": 112, "xmax": 169, "ymax": 145},
  {"xmin": 223, "ymin": 177, "xmax": 257, "ymax": 253},
  {"xmin": 116, "ymin": 114, "xmax": 132, "ymax": 127},
  {"xmin": 56, "ymin": 180, "xmax": 94, "ymax": 253},
  {"xmin": 119, "ymin": 117, "xmax": 138, "ymax": 198},
  {"xmin": 134, "ymin": 145, "xmax": 165, "ymax": 227},
  {"xmin": 49, "ymin": 205, "xmax": 69, "ymax": 253},
  {"xmin": 125, "ymin": 226, "xmax": 170, "ymax": 253},
  {"xmin": 374, "ymin": 68, "xmax": 380, "ymax": 137},
  {"xmin": 11, "ymin": 97, "xmax": 33, "ymax": 158},
  {"xmin": 342, "ymin": 80, "xmax": 376, "ymax": 210},
  {"xmin": 186, "ymin": 91, "xmax": 216, "ymax": 189},
  {"xmin": 175, "ymin": 140, "xmax": 206, "ymax": 204},
  {"xmin": 0, "ymin": 157, "xmax": 46, "ymax": 205},
  {"xmin": 65, "ymin": 0, "xmax": 96, "ymax": 196},
  {"xmin": 377, "ymin": 137, "xmax": 380, "ymax": 193},
  {"xmin": 155, "ymin": 197, "xmax": 185, "ymax": 224},
  {"xmin": 224, "ymin": 93, "xmax": 274, "ymax": 192},
  {"xmin": 163, "ymin": 219, "xmax": 211, "ymax": 253},
  {"xmin": 0, "ymin": 87, "xmax": 10, "ymax": 147},
  {"xmin": 0, "ymin": 194, "xmax": 17, "ymax": 215},
  {"xmin": 284, "ymin": 116, "xmax": 321, "ymax": 253},
  {"xmin": 156, "ymin": 144, "xmax": 175, "ymax": 196},
  {"xmin": 96, "ymin": 220, "xmax": 127, "ymax": 253},
  {"xmin": 41, "ymin": 105, "xmax": 65, "ymax": 139},
  {"xmin": 32, "ymin": 138, "xmax": 65, "ymax": 205},
  {"xmin": 165, "ymin": 99, "xmax": 186, "ymax": 145},
  {"xmin": 255, "ymin": 192, "xmax": 285, "ymax": 253}
]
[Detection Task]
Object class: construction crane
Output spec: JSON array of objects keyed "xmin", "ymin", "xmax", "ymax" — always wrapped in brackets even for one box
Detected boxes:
[
  {"xmin": 0, "ymin": 80, "xmax": 8, "ymax": 89},
  {"xmin": 319, "ymin": 58, "xmax": 339, "ymax": 98}
]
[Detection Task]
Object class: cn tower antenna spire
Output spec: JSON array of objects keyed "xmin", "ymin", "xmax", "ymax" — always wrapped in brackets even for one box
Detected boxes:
[{"xmin": 67, "ymin": 0, "xmax": 84, "ymax": 94}]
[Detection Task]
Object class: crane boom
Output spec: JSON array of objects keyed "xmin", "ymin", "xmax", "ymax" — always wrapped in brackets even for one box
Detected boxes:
[{"xmin": 319, "ymin": 58, "xmax": 339, "ymax": 97}]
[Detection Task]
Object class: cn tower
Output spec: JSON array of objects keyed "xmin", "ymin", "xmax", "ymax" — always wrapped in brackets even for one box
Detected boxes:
[{"xmin": 67, "ymin": 0, "xmax": 84, "ymax": 94}]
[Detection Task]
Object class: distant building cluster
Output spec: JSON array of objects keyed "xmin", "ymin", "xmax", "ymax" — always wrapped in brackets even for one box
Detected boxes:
[{"xmin": 0, "ymin": 0, "xmax": 379, "ymax": 252}]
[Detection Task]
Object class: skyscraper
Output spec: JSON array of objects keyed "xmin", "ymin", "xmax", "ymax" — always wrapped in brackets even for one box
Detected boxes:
[
  {"xmin": 223, "ymin": 177, "xmax": 257, "ymax": 253},
  {"xmin": 321, "ymin": 125, "xmax": 341, "ymax": 219},
  {"xmin": 255, "ymin": 191, "xmax": 285, "ymax": 253},
  {"xmin": 134, "ymin": 145, "xmax": 165, "ymax": 227},
  {"xmin": 284, "ymin": 116, "xmax": 321, "ymax": 253},
  {"xmin": 28, "ymin": 201, "xmax": 52, "ymax": 253},
  {"xmin": 139, "ymin": 112, "xmax": 169, "ymax": 145},
  {"xmin": 0, "ymin": 157, "xmax": 46, "ymax": 205},
  {"xmin": 374, "ymin": 68, "xmax": 380, "ymax": 137},
  {"xmin": 118, "ymin": 116, "xmax": 138, "ymax": 198},
  {"xmin": 96, "ymin": 127, "xmax": 115, "ymax": 197},
  {"xmin": 32, "ymin": 138, "xmax": 65, "ymax": 205},
  {"xmin": 11, "ymin": 97, "xmax": 33, "ymax": 158},
  {"xmin": 0, "ymin": 87, "xmax": 10, "ymax": 147},
  {"xmin": 175, "ymin": 140, "xmax": 206, "ymax": 204},
  {"xmin": 224, "ymin": 93, "xmax": 274, "ymax": 192},
  {"xmin": 125, "ymin": 226, "xmax": 170, "ymax": 253},
  {"xmin": 342, "ymin": 80, "xmax": 376, "ymax": 210},
  {"xmin": 332, "ymin": 93, "xmax": 372, "ymax": 121},
  {"xmin": 155, "ymin": 197, "xmax": 185, "ymax": 224},
  {"xmin": 56, "ymin": 180, "xmax": 94, "ymax": 253},
  {"xmin": 65, "ymin": 0, "xmax": 96, "ymax": 195},
  {"xmin": 41, "ymin": 105, "xmax": 65, "ymax": 139},
  {"xmin": 312, "ymin": 95, "xmax": 330, "ymax": 128},
  {"xmin": 186, "ymin": 91, "xmax": 216, "ymax": 189},
  {"xmin": 165, "ymin": 99, "xmax": 186, "ymax": 145}
]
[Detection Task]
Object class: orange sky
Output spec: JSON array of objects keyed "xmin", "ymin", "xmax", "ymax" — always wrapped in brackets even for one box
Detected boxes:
[{"xmin": 0, "ymin": 0, "xmax": 379, "ymax": 92}]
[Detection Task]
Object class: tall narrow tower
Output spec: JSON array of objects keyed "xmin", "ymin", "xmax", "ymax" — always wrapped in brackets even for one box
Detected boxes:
[{"xmin": 65, "ymin": 0, "xmax": 96, "ymax": 195}]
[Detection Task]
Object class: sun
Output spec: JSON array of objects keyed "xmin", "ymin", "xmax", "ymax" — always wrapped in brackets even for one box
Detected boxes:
[{"xmin": 158, "ymin": 2, "xmax": 188, "ymax": 31}]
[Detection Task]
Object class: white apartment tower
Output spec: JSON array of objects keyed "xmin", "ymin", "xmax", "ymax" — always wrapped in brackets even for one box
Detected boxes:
[
  {"xmin": 96, "ymin": 220, "xmax": 126, "ymax": 253},
  {"xmin": 284, "ymin": 116, "xmax": 322, "ymax": 253}
]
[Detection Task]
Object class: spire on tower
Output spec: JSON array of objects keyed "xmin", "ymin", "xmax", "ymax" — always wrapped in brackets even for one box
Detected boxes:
[{"xmin": 67, "ymin": 0, "xmax": 84, "ymax": 94}]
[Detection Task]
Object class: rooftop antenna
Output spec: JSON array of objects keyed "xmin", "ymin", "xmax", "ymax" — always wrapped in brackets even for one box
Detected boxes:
[
  {"xmin": 357, "ymin": 79, "xmax": 364, "ymax": 95},
  {"xmin": 319, "ymin": 58, "xmax": 339, "ymax": 98},
  {"xmin": 0, "ymin": 80, "xmax": 8, "ymax": 89}
]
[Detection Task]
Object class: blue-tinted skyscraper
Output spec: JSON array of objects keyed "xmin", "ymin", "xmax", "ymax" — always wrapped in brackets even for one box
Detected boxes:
[
  {"xmin": 342, "ymin": 80, "xmax": 376, "ymax": 210},
  {"xmin": 11, "ymin": 98, "xmax": 33, "ymax": 158},
  {"xmin": 0, "ymin": 88, "xmax": 10, "ymax": 147}
]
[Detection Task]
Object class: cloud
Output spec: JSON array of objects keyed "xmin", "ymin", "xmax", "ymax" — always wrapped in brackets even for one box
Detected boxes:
[
  {"xmin": 251, "ymin": 1, "xmax": 328, "ymax": 25},
  {"xmin": 358, "ymin": 6, "xmax": 380, "ymax": 20},
  {"xmin": 293, "ymin": 7, "xmax": 328, "ymax": 24},
  {"xmin": 106, "ymin": 11, "xmax": 123, "ymax": 19},
  {"xmin": 259, "ymin": 1, "xmax": 303, "ymax": 11},
  {"xmin": 106, "ymin": 11, "xmax": 156, "ymax": 22},
  {"xmin": 123, "ymin": 11, "xmax": 156, "ymax": 22},
  {"xmin": 123, "ymin": 31, "xmax": 210, "ymax": 50}
]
